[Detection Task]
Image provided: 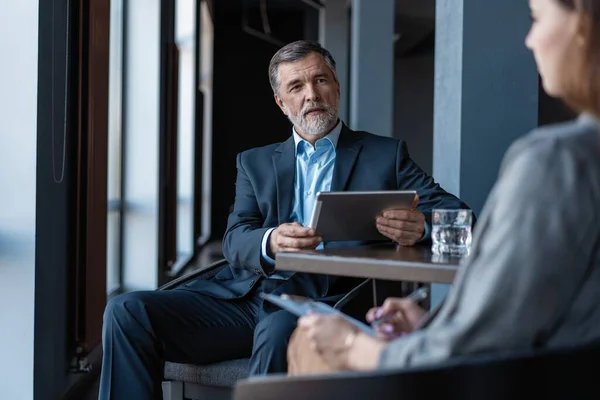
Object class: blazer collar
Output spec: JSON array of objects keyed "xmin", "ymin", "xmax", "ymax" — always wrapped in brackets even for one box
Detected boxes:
[
  {"xmin": 273, "ymin": 136, "xmax": 296, "ymax": 223},
  {"xmin": 330, "ymin": 124, "xmax": 363, "ymax": 191}
]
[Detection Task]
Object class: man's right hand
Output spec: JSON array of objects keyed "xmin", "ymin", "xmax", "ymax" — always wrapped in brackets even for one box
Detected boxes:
[
  {"xmin": 366, "ymin": 297, "xmax": 427, "ymax": 340},
  {"xmin": 268, "ymin": 222, "xmax": 323, "ymax": 258}
]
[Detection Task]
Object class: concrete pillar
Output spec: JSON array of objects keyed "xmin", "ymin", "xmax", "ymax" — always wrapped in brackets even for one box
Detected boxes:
[
  {"xmin": 349, "ymin": 0, "xmax": 395, "ymax": 136},
  {"xmin": 431, "ymin": 0, "xmax": 539, "ymax": 306},
  {"xmin": 319, "ymin": 0, "xmax": 350, "ymax": 122}
]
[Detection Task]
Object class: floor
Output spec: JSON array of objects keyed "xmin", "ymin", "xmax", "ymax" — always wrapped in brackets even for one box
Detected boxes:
[{"xmin": 83, "ymin": 378, "xmax": 100, "ymax": 400}]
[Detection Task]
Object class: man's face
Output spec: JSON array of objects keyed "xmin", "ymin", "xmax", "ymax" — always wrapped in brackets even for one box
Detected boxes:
[{"xmin": 274, "ymin": 52, "xmax": 341, "ymax": 137}]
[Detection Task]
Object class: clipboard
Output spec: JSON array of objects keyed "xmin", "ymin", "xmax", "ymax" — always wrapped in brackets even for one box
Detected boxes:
[{"xmin": 260, "ymin": 293, "xmax": 377, "ymax": 336}]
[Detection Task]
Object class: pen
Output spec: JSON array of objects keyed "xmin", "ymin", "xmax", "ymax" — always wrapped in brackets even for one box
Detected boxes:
[{"xmin": 370, "ymin": 287, "xmax": 429, "ymax": 328}]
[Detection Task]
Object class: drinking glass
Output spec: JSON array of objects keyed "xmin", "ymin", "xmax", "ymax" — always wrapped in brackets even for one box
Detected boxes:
[{"xmin": 431, "ymin": 209, "xmax": 473, "ymax": 256}]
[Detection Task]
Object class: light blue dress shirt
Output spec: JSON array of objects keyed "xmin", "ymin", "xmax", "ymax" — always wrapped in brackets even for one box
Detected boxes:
[{"xmin": 260, "ymin": 121, "xmax": 342, "ymax": 269}]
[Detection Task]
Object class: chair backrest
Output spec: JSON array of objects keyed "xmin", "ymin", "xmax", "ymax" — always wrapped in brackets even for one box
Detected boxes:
[
  {"xmin": 417, "ymin": 341, "xmax": 600, "ymax": 399},
  {"xmin": 158, "ymin": 259, "xmax": 229, "ymax": 291},
  {"xmin": 234, "ymin": 341, "xmax": 600, "ymax": 400}
]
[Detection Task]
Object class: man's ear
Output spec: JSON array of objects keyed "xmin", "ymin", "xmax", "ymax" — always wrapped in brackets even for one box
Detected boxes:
[{"xmin": 274, "ymin": 93, "xmax": 287, "ymax": 115}]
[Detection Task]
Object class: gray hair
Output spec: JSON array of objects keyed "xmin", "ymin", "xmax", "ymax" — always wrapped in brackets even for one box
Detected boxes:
[{"xmin": 268, "ymin": 40, "xmax": 337, "ymax": 94}]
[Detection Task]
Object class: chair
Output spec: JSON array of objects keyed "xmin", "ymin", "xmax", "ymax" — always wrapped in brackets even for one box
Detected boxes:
[
  {"xmin": 233, "ymin": 340, "xmax": 600, "ymax": 400},
  {"xmin": 160, "ymin": 259, "xmax": 248, "ymax": 400}
]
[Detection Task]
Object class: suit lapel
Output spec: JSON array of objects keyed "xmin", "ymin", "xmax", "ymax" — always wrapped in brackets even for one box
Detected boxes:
[
  {"xmin": 272, "ymin": 136, "xmax": 296, "ymax": 224},
  {"xmin": 330, "ymin": 124, "xmax": 363, "ymax": 191}
]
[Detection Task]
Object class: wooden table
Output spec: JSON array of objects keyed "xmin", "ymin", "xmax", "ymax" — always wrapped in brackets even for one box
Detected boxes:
[{"xmin": 275, "ymin": 244, "xmax": 462, "ymax": 284}]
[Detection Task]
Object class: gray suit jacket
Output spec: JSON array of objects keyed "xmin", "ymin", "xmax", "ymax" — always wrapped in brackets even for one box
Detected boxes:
[{"xmin": 379, "ymin": 114, "xmax": 600, "ymax": 369}]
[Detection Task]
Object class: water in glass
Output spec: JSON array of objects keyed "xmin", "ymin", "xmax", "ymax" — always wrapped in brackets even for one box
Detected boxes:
[{"xmin": 431, "ymin": 209, "xmax": 472, "ymax": 256}]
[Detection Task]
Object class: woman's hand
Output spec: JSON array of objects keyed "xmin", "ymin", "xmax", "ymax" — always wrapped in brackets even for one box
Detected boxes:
[
  {"xmin": 298, "ymin": 314, "xmax": 386, "ymax": 371},
  {"xmin": 366, "ymin": 297, "xmax": 426, "ymax": 340}
]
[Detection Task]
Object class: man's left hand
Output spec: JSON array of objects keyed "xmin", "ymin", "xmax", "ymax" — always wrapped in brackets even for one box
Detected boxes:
[{"xmin": 376, "ymin": 209, "xmax": 426, "ymax": 246}]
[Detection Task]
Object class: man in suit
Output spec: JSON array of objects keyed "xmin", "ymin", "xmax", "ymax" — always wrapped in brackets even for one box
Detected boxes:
[{"xmin": 98, "ymin": 40, "xmax": 471, "ymax": 399}]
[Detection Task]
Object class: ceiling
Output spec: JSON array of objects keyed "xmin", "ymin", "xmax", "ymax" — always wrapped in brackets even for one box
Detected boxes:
[
  {"xmin": 239, "ymin": 0, "xmax": 435, "ymax": 19},
  {"xmin": 395, "ymin": 0, "xmax": 434, "ymax": 20},
  {"xmin": 394, "ymin": 0, "xmax": 435, "ymax": 57},
  {"xmin": 234, "ymin": 0, "xmax": 436, "ymax": 56}
]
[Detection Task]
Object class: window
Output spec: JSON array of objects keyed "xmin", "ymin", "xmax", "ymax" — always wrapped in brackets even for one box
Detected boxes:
[
  {"xmin": 107, "ymin": 0, "xmax": 124, "ymax": 296},
  {"xmin": 107, "ymin": 0, "xmax": 207, "ymax": 291},
  {"xmin": 175, "ymin": 0, "xmax": 197, "ymax": 263},
  {"xmin": 198, "ymin": 0, "xmax": 214, "ymax": 249}
]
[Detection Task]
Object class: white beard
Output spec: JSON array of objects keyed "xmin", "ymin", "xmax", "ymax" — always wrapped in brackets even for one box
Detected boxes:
[{"xmin": 285, "ymin": 102, "xmax": 339, "ymax": 136}]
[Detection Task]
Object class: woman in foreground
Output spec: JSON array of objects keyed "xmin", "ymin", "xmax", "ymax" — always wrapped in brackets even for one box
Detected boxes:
[{"xmin": 287, "ymin": 0, "xmax": 600, "ymax": 375}]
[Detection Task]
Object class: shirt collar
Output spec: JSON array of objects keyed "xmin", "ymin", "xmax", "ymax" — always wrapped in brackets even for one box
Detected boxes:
[{"xmin": 292, "ymin": 119, "xmax": 342, "ymax": 156}]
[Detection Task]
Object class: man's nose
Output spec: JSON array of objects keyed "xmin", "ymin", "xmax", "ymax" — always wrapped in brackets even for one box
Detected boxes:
[{"xmin": 305, "ymin": 84, "xmax": 321, "ymax": 103}]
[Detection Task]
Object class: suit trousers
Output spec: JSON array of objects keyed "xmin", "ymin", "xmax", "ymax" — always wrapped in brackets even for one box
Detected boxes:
[{"xmin": 98, "ymin": 285, "xmax": 298, "ymax": 400}]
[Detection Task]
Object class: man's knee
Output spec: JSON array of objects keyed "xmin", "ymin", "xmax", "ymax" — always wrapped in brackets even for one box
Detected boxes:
[
  {"xmin": 250, "ymin": 311, "xmax": 298, "ymax": 374},
  {"xmin": 103, "ymin": 291, "xmax": 153, "ymax": 333},
  {"xmin": 254, "ymin": 311, "xmax": 298, "ymax": 350}
]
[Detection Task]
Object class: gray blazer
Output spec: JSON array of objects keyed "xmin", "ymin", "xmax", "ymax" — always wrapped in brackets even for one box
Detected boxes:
[{"xmin": 379, "ymin": 114, "xmax": 600, "ymax": 369}]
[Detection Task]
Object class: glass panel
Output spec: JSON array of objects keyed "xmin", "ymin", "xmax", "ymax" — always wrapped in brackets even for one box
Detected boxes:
[
  {"xmin": 107, "ymin": 0, "xmax": 124, "ymax": 294},
  {"xmin": 122, "ymin": 0, "xmax": 161, "ymax": 291},
  {"xmin": 108, "ymin": 0, "xmax": 123, "ymax": 202},
  {"xmin": 106, "ymin": 211, "xmax": 121, "ymax": 294},
  {"xmin": 175, "ymin": 0, "xmax": 196, "ymax": 257},
  {"xmin": 199, "ymin": 0, "xmax": 214, "ymax": 246}
]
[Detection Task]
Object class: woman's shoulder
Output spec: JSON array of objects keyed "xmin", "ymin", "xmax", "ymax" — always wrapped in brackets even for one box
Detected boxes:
[
  {"xmin": 482, "ymin": 115, "xmax": 600, "ymax": 239},
  {"xmin": 532, "ymin": 114, "xmax": 597, "ymax": 143},
  {"xmin": 502, "ymin": 115, "xmax": 600, "ymax": 176}
]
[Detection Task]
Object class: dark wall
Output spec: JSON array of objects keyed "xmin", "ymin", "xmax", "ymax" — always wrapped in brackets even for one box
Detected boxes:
[
  {"xmin": 210, "ymin": 0, "xmax": 319, "ymax": 239},
  {"xmin": 393, "ymin": 47, "xmax": 435, "ymax": 175}
]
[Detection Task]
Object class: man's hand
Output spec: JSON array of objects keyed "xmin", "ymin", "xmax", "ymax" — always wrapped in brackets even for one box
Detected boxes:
[
  {"xmin": 376, "ymin": 208, "xmax": 426, "ymax": 246},
  {"xmin": 268, "ymin": 222, "xmax": 322, "ymax": 257},
  {"xmin": 366, "ymin": 297, "xmax": 427, "ymax": 339}
]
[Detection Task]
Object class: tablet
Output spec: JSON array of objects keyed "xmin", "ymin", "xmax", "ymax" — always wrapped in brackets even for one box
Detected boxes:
[
  {"xmin": 260, "ymin": 293, "xmax": 377, "ymax": 336},
  {"xmin": 308, "ymin": 190, "xmax": 417, "ymax": 242}
]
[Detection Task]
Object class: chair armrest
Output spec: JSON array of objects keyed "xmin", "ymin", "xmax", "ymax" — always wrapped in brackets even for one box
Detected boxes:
[
  {"xmin": 234, "ymin": 343, "xmax": 599, "ymax": 400},
  {"xmin": 158, "ymin": 258, "xmax": 229, "ymax": 291},
  {"xmin": 233, "ymin": 368, "xmax": 438, "ymax": 400}
]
